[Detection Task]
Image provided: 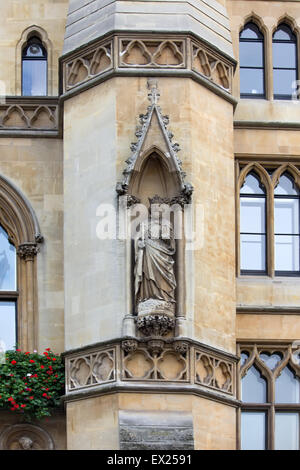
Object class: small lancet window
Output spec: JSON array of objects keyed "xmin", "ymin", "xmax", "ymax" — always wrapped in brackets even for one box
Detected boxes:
[
  {"xmin": 0, "ymin": 225, "xmax": 17, "ymax": 351},
  {"xmin": 239, "ymin": 22, "xmax": 265, "ymax": 98},
  {"xmin": 240, "ymin": 172, "xmax": 267, "ymax": 274},
  {"xmin": 274, "ymin": 173, "xmax": 300, "ymax": 275},
  {"xmin": 273, "ymin": 24, "xmax": 298, "ymax": 99},
  {"xmin": 22, "ymin": 35, "xmax": 47, "ymax": 96}
]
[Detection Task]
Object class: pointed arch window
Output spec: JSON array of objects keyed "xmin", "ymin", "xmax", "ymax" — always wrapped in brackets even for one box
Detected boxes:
[
  {"xmin": 239, "ymin": 22, "xmax": 265, "ymax": 98},
  {"xmin": 0, "ymin": 225, "xmax": 17, "ymax": 351},
  {"xmin": 22, "ymin": 35, "xmax": 47, "ymax": 96},
  {"xmin": 273, "ymin": 24, "xmax": 298, "ymax": 100},
  {"xmin": 239, "ymin": 344, "xmax": 300, "ymax": 450},
  {"xmin": 240, "ymin": 172, "xmax": 267, "ymax": 274},
  {"xmin": 274, "ymin": 173, "xmax": 300, "ymax": 275}
]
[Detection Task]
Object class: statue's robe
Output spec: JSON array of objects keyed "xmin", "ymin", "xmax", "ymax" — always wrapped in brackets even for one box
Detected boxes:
[{"xmin": 135, "ymin": 223, "xmax": 176, "ymax": 304}]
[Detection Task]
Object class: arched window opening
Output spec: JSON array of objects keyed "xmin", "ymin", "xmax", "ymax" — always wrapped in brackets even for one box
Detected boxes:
[
  {"xmin": 240, "ymin": 172, "xmax": 267, "ymax": 274},
  {"xmin": 273, "ymin": 24, "xmax": 298, "ymax": 100},
  {"xmin": 22, "ymin": 35, "xmax": 47, "ymax": 96},
  {"xmin": 239, "ymin": 22, "xmax": 265, "ymax": 98},
  {"xmin": 274, "ymin": 173, "xmax": 300, "ymax": 275},
  {"xmin": 0, "ymin": 225, "xmax": 17, "ymax": 351}
]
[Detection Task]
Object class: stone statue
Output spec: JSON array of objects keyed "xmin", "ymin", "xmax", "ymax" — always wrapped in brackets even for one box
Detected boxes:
[{"xmin": 134, "ymin": 203, "xmax": 176, "ymax": 336}]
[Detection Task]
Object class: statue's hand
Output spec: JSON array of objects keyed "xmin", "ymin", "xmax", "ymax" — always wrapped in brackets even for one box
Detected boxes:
[{"xmin": 138, "ymin": 240, "xmax": 145, "ymax": 249}]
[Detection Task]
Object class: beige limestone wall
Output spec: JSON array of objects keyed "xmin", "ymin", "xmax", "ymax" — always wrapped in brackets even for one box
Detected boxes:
[
  {"xmin": 0, "ymin": 0, "xmax": 68, "ymax": 96},
  {"xmin": 66, "ymin": 394, "xmax": 119, "ymax": 450},
  {"xmin": 66, "ymin": 393, "xmax": 236, "ymax": 450},
  {"xmin": 64, "ymin": 76, "xmax": 236, "ymax": 353},
  {"xmin": 237, "ymin": 313, "xmax": 300, "ymax": 341},
  {"xmin": 0, "ymin": 138, "xmax": 64, "ymax": 353}
]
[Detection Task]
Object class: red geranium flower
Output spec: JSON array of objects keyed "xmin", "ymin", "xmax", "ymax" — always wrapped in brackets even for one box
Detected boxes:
[
  {"xmin": 29, "ymin": 360, "xmax": 35, "ymax": 363},
  {"xmin": 11, "ymin": 360, "xmax": 17, "ymax": 365}
]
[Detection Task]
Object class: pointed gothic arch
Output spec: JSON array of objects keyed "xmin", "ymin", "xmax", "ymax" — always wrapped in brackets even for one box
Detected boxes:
[{"xmin": 0, "ymin": 173, "xmax": 43, "ymax": 352}]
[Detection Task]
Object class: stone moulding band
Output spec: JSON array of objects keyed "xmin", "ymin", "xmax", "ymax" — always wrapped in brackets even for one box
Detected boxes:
[
  {"xmin": 64, "ymin": 338, "xmax": 238, "ymax": 406},
  {"xmin": 60, "ymin": 33, "xmax": 235, "ymax": 101}
]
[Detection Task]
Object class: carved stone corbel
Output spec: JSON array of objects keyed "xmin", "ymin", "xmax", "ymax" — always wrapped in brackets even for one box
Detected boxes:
[{"xmin": 122, "ymin": 339, "xmax": 138, "ymax": 353}]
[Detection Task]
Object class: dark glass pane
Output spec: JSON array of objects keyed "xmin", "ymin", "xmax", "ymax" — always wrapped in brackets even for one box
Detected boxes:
[
  {"xmin": 274, "ymin": 175, "xmax": 299, "ymax": 195},
  {"xmin": 0, "ymin": 226, "xmax": 16, "ymax": 291},
  {"xmin": 241, "ymin": 234, "xmax": 266, "ymax": 271},
  {"xmin": 259, "ymin": 352, "xmax": 282, "ymax": 370},
  {"xmin": 273, "ymin": 42, "xmax": 296, "ymax": 69},
  {"xmin": 24, "ymin": 44, "xmax": 45, "ymax": 58},
  {"xmin": 273, "ymin": 69, "xmax": 297, "ymax": 97},
  {"xmin": 241, "ymin": 412, "xmax": 266, "ymax": 450},
  {"xmin": 275, "ymin": 413, "xmax": 299, "ymax": 450},
  {"xmin": 276, "ymin": 367, "xmax": 300, "ymax": 403},
  {"xmin": 240, "ymin": 68, "xmax": 264, "ymax": 95},
  {"xmin": 242, "ymin": 365, "xmax": 267, "ymax": 403},
  {"xmin": 275, "ymin": 235, "xmax": 299, "ymax": 271},
  {"xmin": 0, "ymin": 301, "xmax": 16, "ymax": 351},
  {"xmin": 240, "ymin": 197, "xmax": 265, "ymax": 234},
  {"xmin": 240, "ymin": 174, "xmax": 265, "ymax": 195},
  {"xmin": 22, "ymin": 60, "xmax": 47, "ymax": 96},
  {"xmin": 273, "ymin": 24, "xmax": 295, "ymax": 41},
  {"xmin": 240, "ymin": 23, "xmax": 263, "ymax": 40},
  {"xmin": 240, "ymin": 42, "xmax": 263, "ymax": 67}
]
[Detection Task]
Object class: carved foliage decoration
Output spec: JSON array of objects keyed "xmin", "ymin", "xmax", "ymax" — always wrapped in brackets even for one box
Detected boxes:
[
  {"xmin": 120, "ymin": 39, "xmax": 185, "ymax": 68},
  {"xmin": 65, "ymin": 42, "xmax": 112, "ymax": 90},
  {"xmin": 195, "ymin": 350, "xmax": 234, "ymax": 394},
  {"xmin": 116, "ymin": 81, "xmax": 193, "ymax": 202},
  {"xmin": 192, "ymin": 43, "xmax": 232, "ymax": 91},
  {"xmin": 68, "ymin": 348, "xmax": 116, "ymax": 391}
]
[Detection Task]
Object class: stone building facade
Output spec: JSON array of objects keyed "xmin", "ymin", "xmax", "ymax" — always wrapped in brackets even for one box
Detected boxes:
[{"xmin": 0, "ymin": 0, "xmax": 299, "ymax": 450}]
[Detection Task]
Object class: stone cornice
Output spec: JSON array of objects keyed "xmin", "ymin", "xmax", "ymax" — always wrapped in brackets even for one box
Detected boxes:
[
  {"xmin": 0, "ymin": 97, "xmax": 61, "ymax": 138},
  {"xmin": 59, "ymin": 33, "xmax": 236, "ymax": 106}
]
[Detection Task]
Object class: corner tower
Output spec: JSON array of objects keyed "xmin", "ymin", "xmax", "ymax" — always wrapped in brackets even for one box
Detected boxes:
[{"xmin": 61, "ymin": 0, "xmax": 238, "ymax": 450}]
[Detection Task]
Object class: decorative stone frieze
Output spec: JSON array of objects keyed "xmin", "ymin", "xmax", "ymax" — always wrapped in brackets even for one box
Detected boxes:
[
  {"xmin": 61, "ymin": 34, "xmax": 235, "ymax": 96},
  {"xmin": 0, "ymin": 98, "xmax": 59, "ymax": 136},
  {"xmin": 64, "ymin": 40, "xmax": 113, "ymax": 91},
  {"xmin": 65, "ymin": 339, "xmax": 237, "ymax": 399},
  {"xmin": 67, "ymin": 347, "xmax": 116, "ymax": 391}
]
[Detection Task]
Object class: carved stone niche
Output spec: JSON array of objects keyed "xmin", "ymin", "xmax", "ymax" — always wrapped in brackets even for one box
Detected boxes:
[
  {"xmin": 117, "ymin": 81, "xmax": 193, "ymax": 340},
  {"xmin": 0, "ymin": 424, "xmax": 54, "ymax": 450}
]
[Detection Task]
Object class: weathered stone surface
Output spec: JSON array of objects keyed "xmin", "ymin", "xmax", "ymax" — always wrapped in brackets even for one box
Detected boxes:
[{"xmin": 63, "ymin": 0, "xmax": 234, "ymax": 59}]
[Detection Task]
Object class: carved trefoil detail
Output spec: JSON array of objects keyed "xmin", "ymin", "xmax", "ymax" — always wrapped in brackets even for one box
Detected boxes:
[
  {"xmin": 195, "ymin": 349, "xmax": 234, "ymax": 395},
  {"xmin": 0, "ymin": 100, "xmax": 59, "ymax": 133},
  {"xmin": 119, "ymin": 38, "xmax": 186, "ymax": 68}
]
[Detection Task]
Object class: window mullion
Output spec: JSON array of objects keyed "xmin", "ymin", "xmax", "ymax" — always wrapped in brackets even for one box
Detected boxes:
[{"xmin": 269, "ymin": 184, "xmax": 275, "ymax": 277}]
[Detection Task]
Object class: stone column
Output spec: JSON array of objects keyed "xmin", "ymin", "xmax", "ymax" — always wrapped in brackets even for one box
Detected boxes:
[{"xmin": 17, "ymin": 243, "xmax": 39, "ymax": 352}]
